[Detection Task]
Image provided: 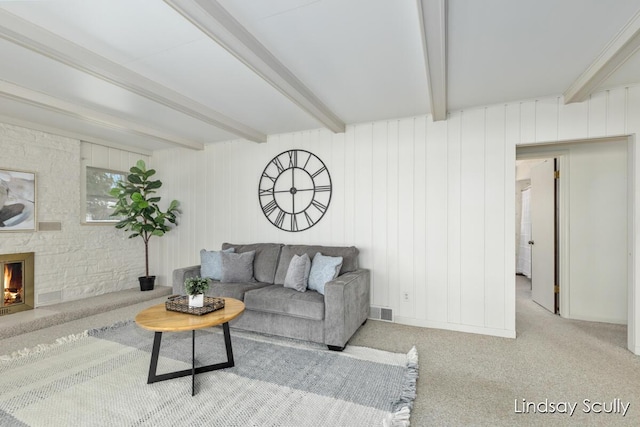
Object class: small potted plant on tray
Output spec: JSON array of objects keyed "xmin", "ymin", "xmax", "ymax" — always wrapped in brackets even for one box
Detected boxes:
[{"xmin": 184, "ymin": 276, "xmax": 210, "ymax": 307}]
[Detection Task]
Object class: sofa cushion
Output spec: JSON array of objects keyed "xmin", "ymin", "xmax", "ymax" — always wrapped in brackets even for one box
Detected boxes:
[
  {"xmin": 308, "ymin": 252, "xmax": 343, "ymax": 295},
  {"xmin": 222, "ymin": 243, "xmax": 283, "ymax": 284},
  {"xmin": 244, "ymin": 285, "xmax": 325, "ymax": 320},
  {"xmin": 283, "ymin": 253, "xmax": 311, "ymax": 292},
  {"xmin": 220, "ymin": 250, "xmax": 255, "ymax": 282},
  {"xmin": 207, "ymin": 281, "xmax": 270, "ymax": 301},
  {"xmin": 200, "ymin": 247, "xmax": 234, "ymax": 280},
  {"xmin": 274, "ymin": 245, "xmax": 359, "ymax": 285}
]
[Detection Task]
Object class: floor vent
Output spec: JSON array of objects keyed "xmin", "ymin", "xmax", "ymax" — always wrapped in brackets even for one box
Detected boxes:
[{"xmin": 370, "ymin": 306, "xmax": 393, "ymax": 322}]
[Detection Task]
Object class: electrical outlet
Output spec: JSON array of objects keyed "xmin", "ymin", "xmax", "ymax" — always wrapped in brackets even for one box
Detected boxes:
[{"xmin": 403, "ymin": 292, "xmax": 409, "ymax": 302}]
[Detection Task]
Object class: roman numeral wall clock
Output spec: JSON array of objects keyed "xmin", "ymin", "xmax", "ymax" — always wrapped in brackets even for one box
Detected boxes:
[{"xmin": 258, "ymin": 149, "xmax": 332, "ymax": 232}]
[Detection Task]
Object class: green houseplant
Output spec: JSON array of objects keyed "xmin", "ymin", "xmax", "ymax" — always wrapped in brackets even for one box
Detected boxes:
[
  {"xmin": 109, "ymin": 160, "xmax": 180, "ymax": 291},
  {"xmin": 184, "ymin": 276, "xmax": 210, "ymax": 307}
]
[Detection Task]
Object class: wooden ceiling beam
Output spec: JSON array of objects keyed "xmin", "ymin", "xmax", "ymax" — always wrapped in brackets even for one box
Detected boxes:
[
  {"xmin": 164, "ymin": 0, "xmax": 346, "ymax": 134},
  {"xmin": 0, "ymin": 80, "xmax": 205, "ymax": 150},
  {"xmin": 417, "ymin": 0, "xmax": 448, "ymax": 121},
  {"xmin": 0, "ymin": 8, "xmax": 266, "ymax": 144},
  {"xmin": 564, "ymin": 9, "xmax": 640, "ymax": 104}
]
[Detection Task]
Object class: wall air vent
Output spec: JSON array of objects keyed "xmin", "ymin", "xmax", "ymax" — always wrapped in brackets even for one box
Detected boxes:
[{"xmin": 369, "ymin": 306, "xmax": 393, "ymax": 322}]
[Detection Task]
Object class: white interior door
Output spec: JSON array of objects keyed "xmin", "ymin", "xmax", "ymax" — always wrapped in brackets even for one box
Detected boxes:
[{"xmin": 530, "ymin": 159, "xmax": 556, "ymax": 313}]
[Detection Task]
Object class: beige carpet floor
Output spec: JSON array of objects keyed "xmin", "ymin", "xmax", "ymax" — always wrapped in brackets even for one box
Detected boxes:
[{"xmin": 2, "ymin": 277, "xmax": 639, "ymax": 426}]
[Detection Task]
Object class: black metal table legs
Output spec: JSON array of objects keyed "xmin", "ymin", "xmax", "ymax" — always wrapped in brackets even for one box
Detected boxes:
[{"xmin": 146, "ymin": 322, "xmax": 235, "ymax": 396}]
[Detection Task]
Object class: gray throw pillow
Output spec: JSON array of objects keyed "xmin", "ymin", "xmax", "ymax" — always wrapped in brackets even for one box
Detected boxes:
[
  {"xmin": 283, "ymin": 253, "xmax": 311, "ymax": 292},
  {"xmin": 220, "ymin": 250, "xmax": 255, "ymax": 282},
  {"xmin": 308, "ymin": 252, "xmax": 343, "ymax": 295},
  {"xmin": 200, "ymin": 247, "xmax": 235, "ymax": 280}
]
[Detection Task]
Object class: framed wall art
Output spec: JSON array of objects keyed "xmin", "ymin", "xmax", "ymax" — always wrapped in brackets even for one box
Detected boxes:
[{"xmin": 0, "ymin": 169, "xmax": 36, "ymax": 232}]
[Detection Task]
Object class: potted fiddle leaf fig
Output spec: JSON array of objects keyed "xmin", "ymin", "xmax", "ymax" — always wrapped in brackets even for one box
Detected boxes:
[
  {"xmin": 109, "ymin": 160, "xmax": 180, "ymax": 291},
  {"xmin": 184, "ymin": 276, "xmax": 210, "ymax": 307}
]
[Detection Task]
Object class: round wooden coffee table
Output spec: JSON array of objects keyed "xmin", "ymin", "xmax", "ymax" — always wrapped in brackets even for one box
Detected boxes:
[{"xmin": 135, "ymin": 297, "xmax": 245, "ymax": 396}]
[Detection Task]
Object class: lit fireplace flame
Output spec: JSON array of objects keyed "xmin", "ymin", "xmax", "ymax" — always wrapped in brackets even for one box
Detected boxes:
[
  {"xmin": 3, "ymin": 264, "xmax": 20, "ymax": 305},
  {"xmin": 3, "ymin": 265, "xmax": 11, "ymax": 304},
  {"xmin": 4, "ymin": 264, "xmax": 11, "ymax": 289}
]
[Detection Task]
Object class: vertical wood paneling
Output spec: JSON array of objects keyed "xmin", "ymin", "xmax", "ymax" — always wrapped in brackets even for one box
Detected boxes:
[
  {"xmin": 107, "ymin": 147, "xmax": 119, "ymax": 170},
  {"xmin": 504, "ymin": 103, "xmax": 519, "ymax": 331},
  {"xmin": 628, "ymin": 87, "xmax": 640, "ymax": 136},
  {"xmin": 447, "ymin": 112, "xmax": 462, "ymax": 323},
  {"xmin": 413, "ymin": 116, "xmax": 427, "ymax": 319},
  {"xmin": 485, "ymin": 105, "xmax": 506, "ymax": 329},
  {"xmin": 608, "ymin": 88, "xmax": 627, "ymax": 136},
  {"xmin": 559, "ymin": 100, "xmax": 588, "ymax": 140},
  {"xmin": 354, "ymin": 124, "xmax": 373, "ymax": 273},
  {"xmin": 535, "ymin": 97, "xmax": 559, "ymax": 142},
  {"xmin": 588, "ymin": 92, "xmax": 607, "ymax": 137},
  {"xmin": 344, "ymin": 125, "xmax": 356, "ymax": 245},
  {"xmin": 371, "ymin": 121, "xmax": 389, "ymax": 307},
  {"xmin": 330, "ymin": 131, "xmax": 346, "ymax": 245},
  {"xmin": 520, "ymin": 101, "xmax": 536, "ymax": 143},
  {"xmin": 152, "ymin": 83, "xmax": 640, "ymax": 340},
  {"xmin": 460, "ymin": 109, "xmax": 485, "ymax": 326},
  {"xmin": 210, "ymin": 143, "xmax": 224, "ymax": 247},
  {"xmin": 387, "ymin": 120, "xmax": 400, "ymax": 311},
  {"xmin": 629, "ymin": 86, "xmax": 640, "ymax": 353},
  {"xmin": 398, "ymin": 118, "xmax": 415, "ymax": 317},
  {"xmin": 194, "ymin": 149, "xmax": 207, "ymax": 255},
  {"xmin": 426, "ymin": 118, "xmax": 448, "ymax": 322},
  {"xmin": 92, "ymin": 145, "xmax": 109, "ymax": 168}
]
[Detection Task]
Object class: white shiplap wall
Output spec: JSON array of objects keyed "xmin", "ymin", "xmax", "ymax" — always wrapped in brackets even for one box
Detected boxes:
[{"xmin": 151, "ymin": 84, "xmax": 640, "ymax": 347}]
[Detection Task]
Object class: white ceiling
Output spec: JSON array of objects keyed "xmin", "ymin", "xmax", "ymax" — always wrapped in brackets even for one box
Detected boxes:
[{"xmin": 0, "ymin": 0, "xmax": 640, "ymax": 153}]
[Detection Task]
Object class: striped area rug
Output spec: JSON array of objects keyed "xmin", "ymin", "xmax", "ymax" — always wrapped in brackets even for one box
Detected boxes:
[{"xmin": 0, "ymin": 321, "xmax": 418, "ymax": 427}]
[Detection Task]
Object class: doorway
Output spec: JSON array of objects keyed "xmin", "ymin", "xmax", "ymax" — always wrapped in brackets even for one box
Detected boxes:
[
  {"xmin": 516, "ymin": 138, "xmax": 629, "ymax": 326},
  {"xmin": 516, "ymin": 157, "xmax": 558, "ymax": 314}
]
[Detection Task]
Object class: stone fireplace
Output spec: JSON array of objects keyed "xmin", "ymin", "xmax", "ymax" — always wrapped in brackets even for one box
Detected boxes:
[{"xmin": 1, "ymin": 252, "xmax": 34, "ymax": 316}]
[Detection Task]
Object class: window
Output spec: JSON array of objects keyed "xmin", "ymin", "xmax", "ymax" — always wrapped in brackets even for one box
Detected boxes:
[{"xmin": 84, "ymin": 167, "xmax": 127, "ymax": 223}]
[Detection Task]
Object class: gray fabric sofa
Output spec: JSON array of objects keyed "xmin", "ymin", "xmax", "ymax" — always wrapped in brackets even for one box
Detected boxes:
[{"xmin": 172, "ymin": 243, "xmax": 370, "ymax": 350}]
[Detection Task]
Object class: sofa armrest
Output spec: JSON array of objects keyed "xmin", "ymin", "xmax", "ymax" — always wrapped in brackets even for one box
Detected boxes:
[
  {"xmin": 323, "ymin": 268, "xmax": 371, "ymax": 348},
  {"xmin": 172, "ymin": 265, "xmax": 201, "ymax": 295}
]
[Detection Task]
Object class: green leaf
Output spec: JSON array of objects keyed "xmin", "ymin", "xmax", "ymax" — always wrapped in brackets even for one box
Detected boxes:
[
  {"xmin": 146, "ymin": 180, "xmax": 162, "ymax": 190},
  {"xmin": 128, "ymin": 174, "xmax": 142, "ymax": 184},
  {"xmin": 135, "ymin": 160, "xmax": 146, "ymax": 171},
  {"xmin": 152, "ymin": 230, "xmax": 164, "ymax": 237},
  {"xmin": 131, "ymin": 192, "xmax": 143, "ymax": 202}
]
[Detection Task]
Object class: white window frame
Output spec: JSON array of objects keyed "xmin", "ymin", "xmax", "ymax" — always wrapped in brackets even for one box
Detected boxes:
[{"xmin": 82, "ymin": 166, "xmax": 128, "ymax": 224}]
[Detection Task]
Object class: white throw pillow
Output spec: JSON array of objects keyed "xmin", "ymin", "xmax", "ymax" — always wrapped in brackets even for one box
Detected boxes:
[
  {"xmin": 308, "ymin": 252, "xmax": 343, "ymax": 295},
  {"xmin": 200, "ymin": 247, "xmax": 235, "ymax": 280}
]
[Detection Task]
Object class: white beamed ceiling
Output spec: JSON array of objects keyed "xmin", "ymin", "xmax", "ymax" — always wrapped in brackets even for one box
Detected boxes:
[{"xmin": 1, "ymin": 0, "xmax": 640, "ymax": 151}]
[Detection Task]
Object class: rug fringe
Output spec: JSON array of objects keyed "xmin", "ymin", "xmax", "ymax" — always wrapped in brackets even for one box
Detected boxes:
[
  {"xmin": 1, "ymin": 320, "xmax": 135, "ymax": 362},
  {"xmin": 0, "ymin": 330, "xmax": 89, "ymax": 362},
  {"xmin": 384, "ymin": 345, "xmax": 419, "ymax": 427},
  {"xmin": 86, "ymin": 319, "xmax": 133, "ymax": 336}
]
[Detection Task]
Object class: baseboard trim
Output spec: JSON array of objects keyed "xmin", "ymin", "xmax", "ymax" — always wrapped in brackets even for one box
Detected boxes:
[{"xmin": 393, "ymin": 316, "xmax": 517, "ymax": 339}]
